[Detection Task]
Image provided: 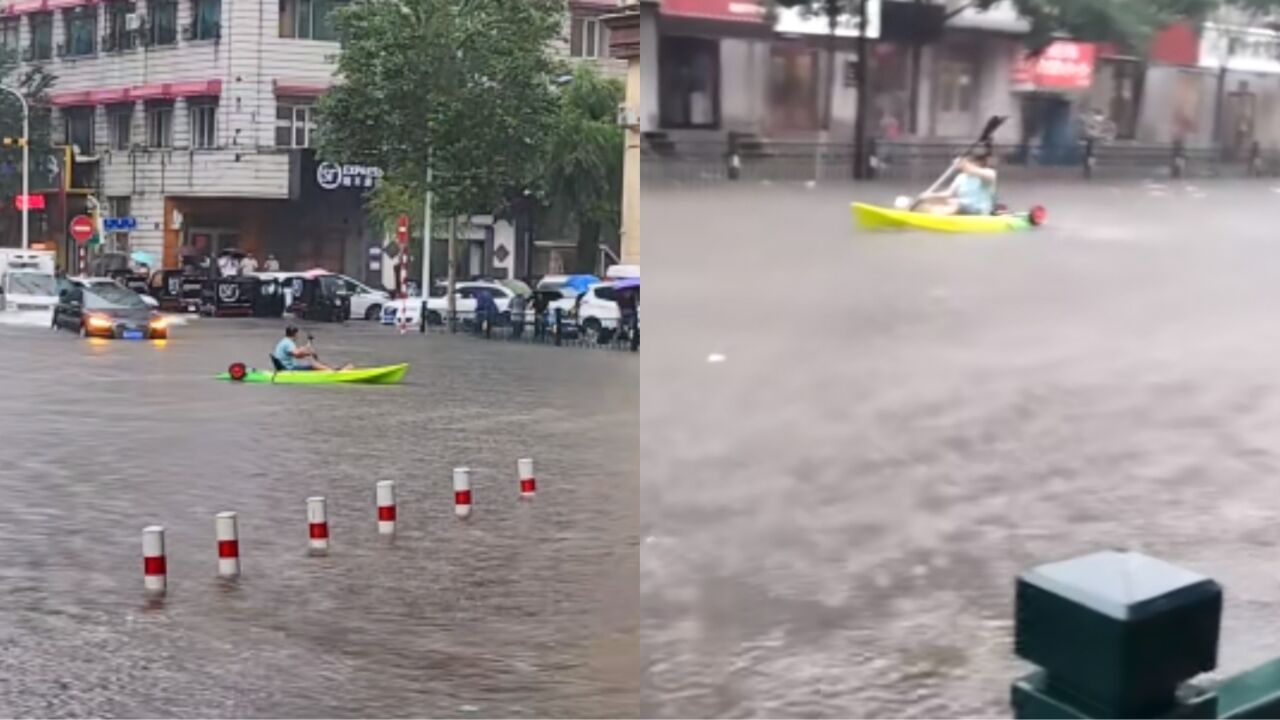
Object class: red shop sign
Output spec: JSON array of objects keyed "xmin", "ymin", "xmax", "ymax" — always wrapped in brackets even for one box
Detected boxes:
[{"xmin": 1012, "ymin": 41, "xmax": 1096, "ymax": 91}]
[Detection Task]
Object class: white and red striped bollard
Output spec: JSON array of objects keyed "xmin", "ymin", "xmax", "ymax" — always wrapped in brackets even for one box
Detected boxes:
[
  {"xmin": 518, "ymin": 458, "xmax": 536, "ymax": 498},
  {"xmin": 215, "ymin": 511, "xmax": 240, "ymax": 578},
  {"xmin": 376, "ymin": 480, "xmax": 396, "ymax": 534},
  {"xmin": 307, "ymin": 496, "xmax": 330, "ymax": 553},
  {"xmin": 453, "ymin": 467, "xmax": 472, "ymax": 518},
  {"xmin": 142, "ymin": 525, "xmax": 166, "ymax": 595}
]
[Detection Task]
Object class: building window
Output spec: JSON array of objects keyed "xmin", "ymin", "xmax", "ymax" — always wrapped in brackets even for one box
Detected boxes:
[
  {"xmin": 65, "ymin": 107, "xmax": 95, "ymax": 154},
  {"xmin": 105, "ymin": 1, "xmax": 137, "ymax": 52},
  {"xmin": 150, "ymin": 0, "xmax": 177, "ymax": 45},
  {"xmin": 938, "ymin": 60, "xmax": 974, "ymax": 113},
  {"xmin": 30, "ymin": 13, "xmax": 52, "ymax": 60},
  {"xmin": 569, "ymin": 15, "xmax": 603, "ymax": 58},
  {"xmin": 279, "ymin": 0, "xmax": 343, "ymax": 40},
  {"xmin": 64, "ymin": 7, "xmax": 97, "ymax": 57},
  {"xmin": 193, "ymin": 0, "xmax": 220, "ymax": 40},
  {"xmin": 275, "ymin": 97, "xmax": 314, "ymax": 147},
  {"xmin": 0, "ymin": 19, "xmax": 18, "ymax": 54},
  {"xmin": 108, "ymin": 105, "xmax": 132, "ymax": 150},
  {"xmin": 659, "ymin": 36, "xmax": 720, "ymax": 129},
  {"xmin": 108, "ymin": 196, "xmax": 131, "ymax": 251},
  {"xmin": 190, "ymin": 101, "xmax": 217, "ymax": 148},
  {"xmin": 147, "ymin": 102, "xmax": 173, "ymax": 148}
]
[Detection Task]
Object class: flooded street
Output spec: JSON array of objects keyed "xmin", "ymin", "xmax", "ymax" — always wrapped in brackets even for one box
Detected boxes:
[
  {"xmin": 643, "ymin": 180, "xmax": 1280, "ymax": 717},
  {"xmin": 0, "ymin": 318, "xmax": 638, "ymax": 717}
]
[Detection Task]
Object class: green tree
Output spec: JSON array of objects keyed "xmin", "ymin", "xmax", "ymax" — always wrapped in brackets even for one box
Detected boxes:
[
  {"xmin": 316, "ymin": 0, "xmax": 561, "ymax": 316},
  {"xmin": 540, "ymin": 65, "xmax": 624, "ymax": 275}
]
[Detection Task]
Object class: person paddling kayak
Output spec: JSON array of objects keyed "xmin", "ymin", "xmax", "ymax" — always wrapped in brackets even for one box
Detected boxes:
[
  {"xmin": 916, "ymin": 146, "xmax": 997, "ymax": 217},
  {"xmin": 273, "ymin": 326, "xmax": 350, "ymax": 371}
]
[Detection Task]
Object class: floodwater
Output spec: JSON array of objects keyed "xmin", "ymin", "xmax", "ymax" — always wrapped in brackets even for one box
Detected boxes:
[
  {"xmin": 643, "ymin": 180, "xmax": 1280, "ymax": 717},
  {"xmin": 0, "ymin": 317, "xmax": 638, "ymax": 717}
]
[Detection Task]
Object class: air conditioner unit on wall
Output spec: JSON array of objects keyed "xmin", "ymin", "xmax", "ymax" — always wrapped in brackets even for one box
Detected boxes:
[{"xmin": 616, "ymin": 103, "xmax": 638, "ymax": 128}]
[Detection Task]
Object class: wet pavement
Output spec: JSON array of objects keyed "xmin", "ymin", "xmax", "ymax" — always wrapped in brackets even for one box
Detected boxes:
[
  {"xmin": 643, "ymin": 180, "xmax": 1280, "ymax": 717},
  {"xmin": 0, "ymin": 317, "xmax": 637, "ymax": 717}
]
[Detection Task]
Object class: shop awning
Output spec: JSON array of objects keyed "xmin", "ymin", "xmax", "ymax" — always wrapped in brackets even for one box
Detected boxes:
[
  {"xmin": 0, "ymin": 0, "xmax": 98, "ymax": 15},
  {"xmin": 273, "ymin": 79, "xmax": 332, "ymax": 97},
  {"xmin": 660, "ymin": 0, "xmax": 766, "ymax": 24},
  {"xmin": 51, "ymin": 79, "xmax": 222, "ymax": 106}
]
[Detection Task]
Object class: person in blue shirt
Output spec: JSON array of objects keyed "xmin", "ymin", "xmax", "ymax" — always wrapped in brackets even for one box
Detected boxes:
[
  {"xmin": 273, "ymin": 325, "xmax": 341, "ymax": 371},
  {"xmin": 918, "ymin": 147, "xmax": 998, "ymax": 216}
]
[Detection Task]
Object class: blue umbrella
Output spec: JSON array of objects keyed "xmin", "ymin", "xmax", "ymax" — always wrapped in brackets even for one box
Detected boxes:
[
  {"xmin": 564, "ymin": 274, "xmax": 599, "ymax": 293},
  {"xmin": 131, "ymin": 250, "xmax": 158, "ymax": 268}
]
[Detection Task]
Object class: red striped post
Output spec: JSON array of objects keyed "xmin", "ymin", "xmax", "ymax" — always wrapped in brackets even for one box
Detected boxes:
[
  {"xmin": 517, "ymin": 458, "xmax": 536, "ymax": 498},
  {"xmin": 376, "ymin": 480, "xmax": 396, "ymax": 535},
  {"xmin": 142, "ymin": 525, "xmax": 166, "ymax": 595},
  {"xmin": 453, "ymin": 467, "xmax": 472, "ymax": 519},
  {"xmin": 307, "ymin": 496, "xmax": 329, "ymax": 554},
  {"xmin": 215, "ymin": 511, "xmax": 240, "ymax": 578}
]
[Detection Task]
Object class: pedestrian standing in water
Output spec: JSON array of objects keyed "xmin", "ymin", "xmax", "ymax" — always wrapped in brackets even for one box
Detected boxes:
[
  {"xmin": 240, "ymin": 252, "xmax": 260, "ymax": 274},
  {"xmin": 264, "ymin": 254, "xmax": 281, "ymax": 272}
]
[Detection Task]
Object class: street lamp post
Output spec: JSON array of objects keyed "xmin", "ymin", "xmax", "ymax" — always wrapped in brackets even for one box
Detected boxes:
[{"xmin": 0, "ymin": 86, "xmax": 28, "ymax": 249}]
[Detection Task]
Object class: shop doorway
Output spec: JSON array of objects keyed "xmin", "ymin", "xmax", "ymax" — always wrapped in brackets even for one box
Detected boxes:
[
  {"xmin": 187, "ymin": 228, "xmax": 242, "ymax": 257},
  {"xmin": 768, "ymin": 44, "xmax": 820, "ymax": 133}
]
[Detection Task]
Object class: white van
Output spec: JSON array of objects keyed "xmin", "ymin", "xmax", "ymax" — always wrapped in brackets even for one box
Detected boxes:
[{"xmin": 0, "ymin": 249, "xmax": 58, "ymax": 312}]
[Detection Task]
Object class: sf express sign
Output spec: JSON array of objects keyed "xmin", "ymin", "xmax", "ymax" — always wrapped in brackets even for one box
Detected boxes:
[
  {"xmin": 316, "ymin": 161, "xmax": 383, "ymax": 191},
  {"xmin": 1012, "ymin": 41, "xmax": 1096, "ymax": 91}
]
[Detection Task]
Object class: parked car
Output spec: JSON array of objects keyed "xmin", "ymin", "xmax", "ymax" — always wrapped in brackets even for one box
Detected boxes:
[
  {"xmin": 550, "ymin": 282, "xmax": 622, "ymax": 341},
  {"xmin": 53, "ymin": 281, "xmax": 169, "ymax": 340},
  {"xmin": 337, "ymin": 275, "xmax": 392, "ymax": 320},
  {"xmin": 423, "ymin": 281, "xmax": 516, "ymax": 326}
]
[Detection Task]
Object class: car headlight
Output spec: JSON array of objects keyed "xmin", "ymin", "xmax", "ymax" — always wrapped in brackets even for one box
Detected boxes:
[
  {"xmin": 149, "ymin": 316, "xmax": 168, "ymax": 328},
  {"xmin": 86, "ymin": 314, "xmax": 114, "ymax": 329}
]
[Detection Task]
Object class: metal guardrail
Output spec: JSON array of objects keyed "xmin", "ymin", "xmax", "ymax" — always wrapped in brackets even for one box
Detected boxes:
[
  {"xmin": 420, "ymin": 309, "xmax": 640, "ymax": 353},
  {"xmin": 643, "ymin": 137, "xmax": 1280, "ymax": 185}
]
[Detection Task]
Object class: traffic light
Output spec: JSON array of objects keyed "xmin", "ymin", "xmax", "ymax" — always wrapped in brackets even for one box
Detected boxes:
[{"xmin": 2, "ymin": 136, "xmax": 27, "ymax": 147}]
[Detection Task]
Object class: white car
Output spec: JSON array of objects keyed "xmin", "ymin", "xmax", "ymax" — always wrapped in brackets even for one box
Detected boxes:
[
  {"xmin": 422, "ymin": 281, "xmax": 515, "ymax": 326},
  {"xmin": 549, "ymin": 282, "xmax": 621, "ymax": 339},
  {"xmin": 336, "ymin": 275, "xmax": 392, "ymax": 320}
]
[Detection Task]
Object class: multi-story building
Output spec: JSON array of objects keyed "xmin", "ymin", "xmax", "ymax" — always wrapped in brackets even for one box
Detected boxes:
[
  {"xmin": 10, "ymin": 0, "xmax": 627, "ymax": 281},
  {"xmin": 7, "ymin": 0, "xmax": 374, "ymax": 275}
]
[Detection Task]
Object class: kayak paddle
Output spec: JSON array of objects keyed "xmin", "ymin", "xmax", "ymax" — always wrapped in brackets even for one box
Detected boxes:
[{"xmin": 905, "ymin": 115, "xmax": 1007, "ymax": 210}]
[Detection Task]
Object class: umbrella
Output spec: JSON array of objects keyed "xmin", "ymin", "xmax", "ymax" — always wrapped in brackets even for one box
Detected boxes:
[
  {"xmin": 130, "ymin": 250, "xmax": 158, "ymax": 268},
  {"xmin": 564, "ymin": 274, "xmax": 599, "ymax": 293},
  {"xmin": 500, "ymin": 278, "xmax": 532, "ymax": 297},
  {"xmin": 302, "ymin": 267, "xmax": 332, "ymax": 279},
  {"xmin": 613, "ymin": 277, "xmax": 639, "ymax": 290}
]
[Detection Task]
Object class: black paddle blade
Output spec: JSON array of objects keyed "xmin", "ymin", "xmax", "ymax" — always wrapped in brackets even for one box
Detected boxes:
[{"xmin": 979, "ymin": 115, "xmax": 1007, "ymax": 142}]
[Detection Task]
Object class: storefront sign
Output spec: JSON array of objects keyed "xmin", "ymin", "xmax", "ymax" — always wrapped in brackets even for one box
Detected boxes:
[
  {"xmin": 773, "ymin": 0, "xmax": 881, "ymax": 39},
  {"xmin": 13, "ymin": 194, "xmax": 44, "ymax": 211},
  {"xmin": 1012, "ymin": 41, "xmax": 1096, "ymax": 91},
  {"xmin": 316, "ymin": 161, "xmax": 383, "ymax": 191},
  {"xmin": 660, "ymin": 0, "xmax": 767, "ymax": 23}
]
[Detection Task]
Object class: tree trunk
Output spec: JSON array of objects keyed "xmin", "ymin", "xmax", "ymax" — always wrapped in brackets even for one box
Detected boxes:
[{"xmin": 576, "ymin": 218, "xmax": 600, "ymax": 275}]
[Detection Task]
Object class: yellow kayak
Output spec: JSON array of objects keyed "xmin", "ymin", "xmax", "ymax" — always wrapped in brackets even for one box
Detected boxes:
[
  {"xmin": 217, "ymin": 363, "xmax": 409, "ymax": 384},
  {"xmin": 852, "ymin": 202, "xmax": 1041, "ymax": 233}
]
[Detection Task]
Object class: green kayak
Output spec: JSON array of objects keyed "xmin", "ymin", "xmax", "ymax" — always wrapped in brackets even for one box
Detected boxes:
[{"xmin": 216, "ymin": 363, "xmax": 409, "ymax": 385}]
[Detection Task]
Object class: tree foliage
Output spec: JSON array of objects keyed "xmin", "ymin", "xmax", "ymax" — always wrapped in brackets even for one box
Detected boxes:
[
  {"xmin": 538, "ymin": 65, "xmax": 624, "ymax": 274},
  {"xmin": 316, "ymin": 0, "xmax": 563, "ymax": 231}
]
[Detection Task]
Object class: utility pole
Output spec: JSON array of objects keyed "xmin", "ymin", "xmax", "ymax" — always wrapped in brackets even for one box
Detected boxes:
[
  {"xmin": 1, "ymin": 86, "xmax": 30, "ymax": 248},
  {"xmin": 853, "ymin": 0, "xmax": 870, "ymax": 179}
]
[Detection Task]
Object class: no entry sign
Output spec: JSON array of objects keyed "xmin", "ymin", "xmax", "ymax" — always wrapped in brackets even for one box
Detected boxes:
[{"xmin": 69, "ymin": 215, "xmax": 94, "ymax": 244}]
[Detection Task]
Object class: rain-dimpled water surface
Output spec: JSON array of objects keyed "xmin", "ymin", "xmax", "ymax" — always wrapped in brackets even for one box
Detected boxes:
[
  {"xmin": 643, "ymin": 180, "xmax": 1280, "ymax": 717},
  {"xmin": 0, "ymin": 317, "xmax": 637, "ymax": 717}
]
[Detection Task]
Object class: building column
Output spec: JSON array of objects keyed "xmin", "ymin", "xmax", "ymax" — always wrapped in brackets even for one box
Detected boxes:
[{"xmin": 603, "ymin": 1, "xmax": 643, "ymax": 267}]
